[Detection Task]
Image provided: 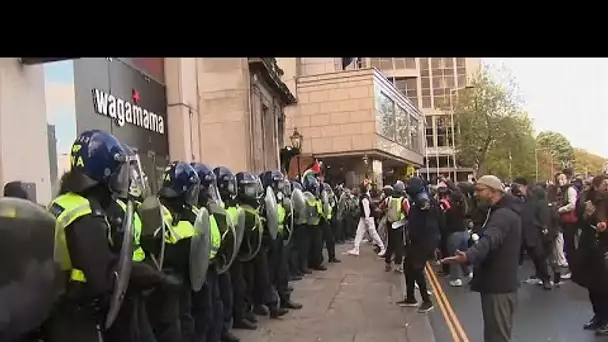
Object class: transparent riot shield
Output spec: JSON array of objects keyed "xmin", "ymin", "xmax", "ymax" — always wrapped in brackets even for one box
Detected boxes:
[
  {"xmin": 0, "ymin": 198, "xmax": 62, "ymax": 340},
  {"xmin": 208, "ymin": 201, "xmax": 237, "ymax": 274},
  {"xmin": 282, "ymin": 197, "xmax": 294, "ymax": 246},
  {"xmin": 264, "ymin": 186, "xmax": 279, "ymax": 240},
  {"xmin": 321, "ymin": 190, "xmax": 331, "ymax": 218},
  {"xmin": 190, "ymin": 207, "xmax": 211, "ymax": 292},
  {"xmin": 137, "ymin": 196, "xmax": 165, "ymax": 270},
  {"xmin": 238, "ymin": 206, "xmax": 263, "ymax": 262},
  {"xmin": 105, "ymin": 199, "xmax": 134, "ymax": 329},
  {"xmin": 234, "ymin": 208, "xmax": 246, "ymax": 253}
]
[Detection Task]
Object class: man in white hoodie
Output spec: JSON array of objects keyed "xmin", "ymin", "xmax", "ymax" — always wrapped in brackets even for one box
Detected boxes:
[{"xmin": 347, "ymin": 182, "xmax": 386, "ymax": 256}]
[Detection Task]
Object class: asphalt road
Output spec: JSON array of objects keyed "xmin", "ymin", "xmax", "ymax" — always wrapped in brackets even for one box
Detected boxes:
[{"xmin": 426, "ymin": 261, "xmax": 606, "ymax": 342}]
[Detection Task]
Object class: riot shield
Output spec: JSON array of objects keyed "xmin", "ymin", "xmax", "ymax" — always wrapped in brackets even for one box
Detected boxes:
[
  {"xmin": 190, "ymin": 207, "xmax": 211, "ymax": 292},
  {"xmin": 283, "ymin": 197, "xmax": 294, "ymax": 246},
  {"xmin": 105, "ymin": 199, "xmax": 134, "ymax": 329},
  {"xmin": 321, "ymin": 190, "xmax": 331, "ymax": 218},
  {"xmin": 0, "ymin": 198, "xmax": 61, "ymax": 341},
  {"xmin": 208, "ymin": 202, "xmax": 238, "ymax": 274},
  {"xmin": 234, "ymin": 208, "xmax": 246, "ymax": 255},
  {"xmin": 137, "ymin": 196, "xmax": 165, "ymax": 270},
  {"xmin": 264, "ymin": 186, "xmax": 279, "ymax": 240},
  {"xmin": 238, "ymin": 206, "xmax": 263, "ymax": 262}
]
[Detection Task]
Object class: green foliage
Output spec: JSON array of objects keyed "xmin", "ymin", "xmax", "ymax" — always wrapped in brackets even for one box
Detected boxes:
[
  {"xmin": 573, "ymin": 148, "xmax": 605, "ymax": 176},
  {"xmin": 536, "ymin": 131, "xmax": 574, "ymax": 169},
  {"xmin": 454, "ymin": 64, "xmax": 536, "ymax": 180}
]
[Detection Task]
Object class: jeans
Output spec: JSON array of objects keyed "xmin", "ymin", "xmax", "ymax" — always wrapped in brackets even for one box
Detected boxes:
[{"xmin": 447, "ymin": 231, "xmax": 471, "ymax": 280}]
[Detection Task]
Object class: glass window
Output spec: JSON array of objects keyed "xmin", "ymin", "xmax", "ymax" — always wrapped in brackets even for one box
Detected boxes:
[
  {"xmin": 394, "ymin": 58, "xmax": 406, "ymax": 69},
  {"xmin": 445, "ymin": 76, "xmax": 455, "ymax": 88},
  {"xmin": 434, "ymin": 88, "xmax": 445, "ymax": 96},
  {"xmin": 395, "ymin": 78, "xmax": 407, "ymax": 94},
  {"xmin": 410, "ymin": 116, "xmax": 420, "ymax": 153},
  {"xmin": 457, "ymin": 75, "xmax": 466, "ymax": 87},
  {"xmin": 444, "ymin": 67, "xmax": 454, "ymax": 76},
  {"xmin": 396, "ymin": 106, "xmax": 410, "ymax": 146},
  {"xmin": 422, "ymin": 96, "xmax": 432, "ymax": 108},
  {"xmin": 457, "ymin": 58, "xmax": 465, "ymax": 67},
  {"xmin": 431, "ymin": 58, "xmax": 441, "ymax": 69},
  {"xmin": 376, "ymin": 92, "xmax": 396, "ymax": 140},
  {"xmin": 435, "ymin": 96, "xmax": 445, "ymax": 108},
  {"xmin": 421, "ymin": 77, "xmax": 430, "ymax": 89},
  {"xmin": 405, "ymin": 58, "xmax": 416, "ymax": 69},
  {"xmin": 380, "ymin": 58, "xmax": 393, "ymax": 70},
  {"xmin": 457, "ymin": 67, "xmax": 466, "ymax": 75},
  {"xmin": 432, "ymin": 76, "xmax": 443, "ymax": 89},
  {"xmin": 425, "ymin": 116, "xmax": 434, "ymax": 148},
  {"xmin": 421, "ymin": 69, "xmax": 429, "ymax": 77},
  {"xmin": 444, "ymin": 58, "xmax": 454, "ymax": 68},
  {"xmin": 420, "ymin": 58, "xmax": 429, "ymax": 70},
  {"xmin": 436, "ymin": 116, "xmax": 447, "ymax": 147},
  {"xmin": 422, "ymin": 88, "xmax": 431, "ymax": 96},
  {"xmin": 408, "ymin": 96, "xmax": 419, "ymax": 108}
]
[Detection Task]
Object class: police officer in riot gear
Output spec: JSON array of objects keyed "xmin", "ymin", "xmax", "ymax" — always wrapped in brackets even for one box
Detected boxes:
[
  {"xmin": 191, "ymin": 163, "xmax": 241, "ymax": 342},
  {"xmin": 155, "ymin": 162, "xmax": 202, "ymax": 342},
  {"xmin": 262, "ymin": 171, "xmax": 303, "ymax": 311},
  {"xmin": 235, "ymin": 172, "xmax": 288, "ymax": 319},
  {"xmin": 214, "ymin": 166, "xmax": 258, "ymax": 331},
  {"xmin": 321, "ymin": 182, "xmax": 340, "ymax": 264},
  {"xmin": 44, "ymin": 130, "xmax": 143, "ymax": 342},
  {"xmin": 302, "ymin": 176, "xmax": 327, "ymax": 271},
  {"xmin": 290, "ymin": 180, "xmax": 309, "ymax": 276}
]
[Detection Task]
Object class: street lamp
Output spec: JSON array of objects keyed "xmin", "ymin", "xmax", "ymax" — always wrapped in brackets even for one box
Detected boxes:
[
  {"xmin": 289, "ymin": 128, "xmax": 304, "ymax": 180},
  {"xmin": 449, "ymin": 85, "xmax": 475, "ymax": 181}
]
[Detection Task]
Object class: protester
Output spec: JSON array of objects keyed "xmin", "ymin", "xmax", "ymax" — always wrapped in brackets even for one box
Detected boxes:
[
  {"xmin": 442, "ymin": 175, "xmax": 521, "ymax": 342},
  {"xmin": 347, "ymin": 183, "xmax": 386, "ymax": 257}
]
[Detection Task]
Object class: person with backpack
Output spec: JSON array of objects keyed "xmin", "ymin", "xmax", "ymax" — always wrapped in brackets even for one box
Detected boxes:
[{"xmin": 383, "ymin": 181, "xmax": 409, "ymax": 273}]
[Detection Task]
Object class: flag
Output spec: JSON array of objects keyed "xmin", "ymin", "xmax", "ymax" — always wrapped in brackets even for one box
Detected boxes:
[{"xmin": 302, "ymin": 159, "xmax": 322, "ymax": 181}]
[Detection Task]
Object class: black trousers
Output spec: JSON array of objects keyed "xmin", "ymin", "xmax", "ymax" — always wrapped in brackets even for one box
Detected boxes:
[
  {"xmin": 333, "ymin": 217, "xmax": 345, "ymax": 243},
  {"xmin": 322, "ymin": 221, "xmax": 336, "ymax": 261},
  {"xmin": 589, "ymin": 289, "xmax": 608, "ymax": 322},
  {"xmin": 404, "ymin": 260, "xmax": 430, "ymax": 303},
  {"xmin": 217, "ymin": 272, "xmax": 234, "ymax": 336},
  {"xmin": 309, "ymin": 225, "xmax": 324, "ymax": 268},
  {"xmin": 385, "ymin": 227, "xmax": 404, "ymax": 265},
  {"xmin": 106, "ymin": 291, "xmax": 156, "ymax": 342},
  {"xmin": 524, "ymin": 243, "xmax": 551, "ymax": 282},
  {"xmin": 295, "ymin": 224, "xmax": 311, "ymax": 272},
  {"xmin": 285, "ymin": 228, "xmax": 300, "ymax": 275},
  {"xmin": 480, "ymin": 292, "xmax": 517, "ymax": 342},
  {"xmin": 42, "ymin": 301, "xmax": 104, "ymax": 342},
  {"xmin": 252, "ymin": 247, "xmax": 278, "ymax": 308},
  {"xmin": 268, "ymin": 233, "xmax": 291, "ymax": 303},
  {"xmin": 192, "ymin": 269, "xmax": 223, "ymax": 342},
  {"xmin": 145, "ymin": 284, "xmax": 182, "ymax": 342},
  {"xmin": 229, "ymin": 260, "xmax": 248, "ymax": 323}
]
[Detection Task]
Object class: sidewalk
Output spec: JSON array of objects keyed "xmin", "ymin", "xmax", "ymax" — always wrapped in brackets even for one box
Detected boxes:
[{"xmin": 233, "ymin": 244, "xmax": 436, "ymax": 342}]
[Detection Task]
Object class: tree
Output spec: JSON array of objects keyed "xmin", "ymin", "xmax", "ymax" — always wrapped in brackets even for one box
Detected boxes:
[
  {"xmin": 536, "ymin": 131, "xmax": 574, "ymax": 169},
  {"xmin": 454, "ymin": 64, "xmax": 534, "ymax": 178},
  {"xmin": 573, "ymin": 148, "xmax": 606, "ymax": 176}
]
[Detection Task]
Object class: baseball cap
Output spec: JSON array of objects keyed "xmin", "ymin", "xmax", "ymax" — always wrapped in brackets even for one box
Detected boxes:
[{"xmin": 477, "ymin": 175, "xmax": 505, "ymax": 193}]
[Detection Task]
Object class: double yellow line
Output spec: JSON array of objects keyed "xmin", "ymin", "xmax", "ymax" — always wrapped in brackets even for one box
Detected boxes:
[{"xmin": 425, "ymin": 263, "xmax": 470, "ymax": 342}]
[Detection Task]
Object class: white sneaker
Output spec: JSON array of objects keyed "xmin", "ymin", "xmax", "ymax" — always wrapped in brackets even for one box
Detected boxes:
[
  {"xmin": 377, "ymin": 249, "xmax": 386, "ymax": 257},
  {"xmin": 467, "ymin": 273, "xmax": 473, "ymax": 280},
  {"xmin": 561, "ymin": 272, "xmax": 572, "ymax": 280},
  {"xmin": 449, "ymin": 279, "xmax": 463, "ymax": 287},
  {"xmin": 347, "ymin": 249, "xmax": 359, "ymax": 256}
]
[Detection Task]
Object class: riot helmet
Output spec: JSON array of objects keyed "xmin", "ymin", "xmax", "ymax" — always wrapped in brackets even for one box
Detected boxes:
[
  {"xmin": 291, "ymin": 180, "xmax": 303, "ymax": 192},
  {"xmin": 158, "ymin": 162, "xmax": 201, "ymax": 207},
  {"xmin": 303, "ymin": 176, "xmax": 320, "ymax": 196},
  {"xmin": 382, "ymin": 185, "xmax": 394, "ymax": 198},
  {"xmin": 68, "ymin": 130, "xmax": 135, "ymax": 198},
  {"xmin": 213, "ymin": 166, "xmax": 237, "ymax": 201},
  {"xmin": 121, "ymin": 144, "xmax": 149, "ymax": 200},
  {"xmin": 191, "ymin": 163, "xmax": 221, "ymax": 207},
  {"xmin": 283, "ymin": 179, "xmax": 292, "ymax": 197},
  {"xmin": 236, "ymin": 172, "xmax": 260, "ymax": 202}
]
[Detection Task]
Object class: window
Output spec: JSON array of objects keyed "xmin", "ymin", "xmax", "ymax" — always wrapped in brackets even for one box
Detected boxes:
[
  {"xmin": 420, "ymin": 58, "xmax": 429, "ymax": 70},
  {"xmin": 432, "ymin": 76, "xmax": 443, "ymax": 89},
  {"xmin": 422, "ymin": 96, "xmax": 432, "ymax": 108},
  {"xmin": 370, "ymin": 58, "xmax": 393, "ymax": 70},
  {"xmin": 431, "ymin": 58, "xmax": 441, "ymax": 69},
  {"xmin": 396, "ymin": 106, "xmax": 409, "ymax": 146},
  {"xmin": 434, "ymin": 88, "xmax": 445, "ymax": 96},
  {"xmin": 376, "ymin": 92, "xmax": 396, "ymax": 140},
  {"xmin": 435, "ymin": 116, "xmax": 453, "ymax": 148},
  {"xmin": 426, "ymin": 116, "xmax": 434, "ymax": 148},
  {"xmin": 421, "ymin": 69, "xmax": 429, "ymax": 77},
  {"xmin": 422, "ymin": 88, "xmax": 431, "ymax": 96},
  {"xmin": 457, "ymin": 67, "xmax": 466, "ymax": 75},
  {"xmin": 434, "ymin": 96, "xmax": 446, "ymax": 109},
  {"xmin": 410, "ymin": 116, "xmax": 420, "ymax": 152},
  {"xmin": 421, "ymin": 77, "xmax": 430, "ymax": 89},
  {"xmin": 457, "ymin": 75, "xmax": 466, "ymax": 87},
  {"xmin": 394, "ymin": 77, "xmax": 418, "ymax": 107},
  {"xmin": 457, "ymin": 58, "xmax": 466, "ymax": 67},
  {"xmin": 445, "ymin": 76, "xmax": 455, "ymax": 88},
  {"xmin": 394, "ymin": 58, "xmax": 406, "ymax": 69},
  {"xmin": 444, "ymin": 67, "xmax": 454, "ymax": 77},
  {"xmin": 444, "ymin": 58, "xmax": 454, "ymax": 68},
  {"xmin": 405, "ymin": 58, "xmax": 416, "ymax": 69}
]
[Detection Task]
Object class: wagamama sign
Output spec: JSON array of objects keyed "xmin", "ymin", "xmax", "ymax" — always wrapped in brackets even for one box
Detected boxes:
[{"xmin": 92, "ymin": 88, "xmax": 165, "ymax": 134}]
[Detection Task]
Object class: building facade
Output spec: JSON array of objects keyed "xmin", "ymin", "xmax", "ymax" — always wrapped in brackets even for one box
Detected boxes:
[
  {"xmin": 277, "ymin": 58, "xmax": 425, "ymax": 187},
  {"xmin": 366, "ymin": 58, "xmax": 481, "ymax": 182},
  {"xmin": 7, "ymin": 57, "xmax": 293, "ymax": 204}
]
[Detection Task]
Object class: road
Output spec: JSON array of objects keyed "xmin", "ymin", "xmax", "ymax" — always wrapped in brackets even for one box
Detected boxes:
[
  {"xmin": 233, "ymin": 243, "xmax": 436, "ymax": 342},
  {"xmin": 427, "ymin": 261, "xmax": 605, "ymax": 342}
]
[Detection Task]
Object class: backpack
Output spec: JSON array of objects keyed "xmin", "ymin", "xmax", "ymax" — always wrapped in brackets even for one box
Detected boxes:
[{"xmin": 386, "ymin": 197, "xmax": 404, "ymax": 223}]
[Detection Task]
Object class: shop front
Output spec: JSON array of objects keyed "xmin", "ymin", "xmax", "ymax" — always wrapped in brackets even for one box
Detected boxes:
[{"xmin": 46, "ymin": 58, "xmax": 169, "ymax": 193}]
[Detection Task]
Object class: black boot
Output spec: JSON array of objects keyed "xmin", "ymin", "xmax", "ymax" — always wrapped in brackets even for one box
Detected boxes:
[
  {"xmin": 233, "ymin": 319, "xmax": 257, "ymax": 330},
  {"xmin": 245, "ymin": 311, "xmax": 258, "ymax": 323},
  {"xmin": 281, "ymin": 299, "xmax": 303, "ymax": 310},
  {"xmin": 301, "ymin": 268, "xmax": 312, "ymax": 274},
  {"xmin": 269, "ymin": 305, "xmax": 289, "ymax": 318},
  {"xmin": 328, "ymin": 258, "xmax": 341, "ymax": 263},
  {"xmin": 313, "ymin": 265, "xmax": 327, "ymax": 271},
  {"xmin": 290, "ymin": 274, "xmax": 303, "ymax": 281},
  {"xmin": 221, "ymin": 331, "xmax": 241, "ymax": 342},
  {"xmin": 584, "ymin": 316, "xmax": 601, "ymax": 330},
  {"xmin": 253, "ymin": 304, "xmax": 269, "ymax": 316}
]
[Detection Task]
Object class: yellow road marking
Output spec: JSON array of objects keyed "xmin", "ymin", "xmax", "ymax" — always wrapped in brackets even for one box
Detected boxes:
[
  {"xmin": 426, "ymin": 263, "xmax": 471, "ymax": 342},
  {"xmin": 424, "ymin": 263, "xmax": 461, "ymax": 342}
]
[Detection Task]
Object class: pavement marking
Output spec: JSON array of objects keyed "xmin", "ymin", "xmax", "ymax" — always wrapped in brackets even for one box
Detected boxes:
[
  {"xmin": 426, "ymin": 263, "xmax": 470, "ymax": 342},
  {"xmin": 425, "ymin": 263, "xmax": 461, "ymax": 342}
]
